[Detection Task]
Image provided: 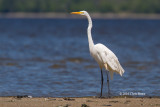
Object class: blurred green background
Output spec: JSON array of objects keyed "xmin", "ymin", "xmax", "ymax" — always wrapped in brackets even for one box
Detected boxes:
[{"xmin": 0, "ymin": 0, "xmax": 160, "ymax": 13}]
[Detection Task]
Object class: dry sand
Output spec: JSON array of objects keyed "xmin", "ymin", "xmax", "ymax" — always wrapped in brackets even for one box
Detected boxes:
[{"xmin": 0, "ymin": 97, "xmax": 159, "ymax": 107}]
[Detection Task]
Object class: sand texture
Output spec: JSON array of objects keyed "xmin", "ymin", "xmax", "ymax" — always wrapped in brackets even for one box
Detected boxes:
[{"xmin": 0, "ymin": 97, "xmax": 159, "ymax": 107}]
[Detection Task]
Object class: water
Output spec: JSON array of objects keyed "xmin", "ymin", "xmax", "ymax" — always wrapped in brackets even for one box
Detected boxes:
[{"xmin": 0, "ymin": 18, "xmax": 159, "ymax": 97}]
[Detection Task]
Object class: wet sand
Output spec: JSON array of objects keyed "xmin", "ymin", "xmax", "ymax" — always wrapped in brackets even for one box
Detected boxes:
[
  {"xmin": 0, "ymin": 97, "xmax": 159, "ymax": 107},
  {"xmin": 0, "ymin": 12, "xmax": 160, "ymax": 19}
]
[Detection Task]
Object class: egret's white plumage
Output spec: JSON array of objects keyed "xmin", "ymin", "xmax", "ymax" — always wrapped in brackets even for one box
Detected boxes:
[
  {"xmin": 93, "ymin": 43, "xmax": 124, "ymax": 79},
  {"xmin": 71, "ymin": 11, "xmax": 125, "ymax": 97}
]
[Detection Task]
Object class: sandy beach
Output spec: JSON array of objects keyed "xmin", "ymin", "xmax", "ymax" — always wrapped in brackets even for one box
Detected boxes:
[
  {"xmin": 0, "ymin": 97, "xmax": 159, "ymax": 107},
  {"xmin": 1, "ymin": 12, "xmax": 160, "ymax": 19}
]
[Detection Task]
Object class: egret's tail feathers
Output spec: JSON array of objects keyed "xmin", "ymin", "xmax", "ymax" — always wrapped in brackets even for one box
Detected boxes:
[
  {"xmin": 104, "ymin": 63, "xmax": 108, "ymax": 70},
  {"xmin": 104, "ymin": 63, "xmax": 114, "ymax": 80},
  {"xmin": 119, "ymin": 65, "xmax": 125, "ymax": 76},
  {"xmin": 104, "ymin": 63, "xmax": 125, "ymax": 78}
]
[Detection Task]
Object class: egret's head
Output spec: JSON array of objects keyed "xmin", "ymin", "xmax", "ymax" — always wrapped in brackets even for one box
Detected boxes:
[{"xmin": 70, "ymin": 11, "xmax": 87, "ymax": 16}]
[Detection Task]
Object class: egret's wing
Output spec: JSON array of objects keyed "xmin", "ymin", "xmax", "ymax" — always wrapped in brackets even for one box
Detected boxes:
[
  {"xmin": 105, "ymin": 52, "xmax": 124, "ymax": 76},
  {"xmin": 95, "ymin": 43, "xmax": 125, "ymax": 76}
]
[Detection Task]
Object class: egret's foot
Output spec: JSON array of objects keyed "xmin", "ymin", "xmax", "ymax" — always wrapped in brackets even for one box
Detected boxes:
[
  {"xmin": 107, "ymin": 92, "xmax": 112, "ymax": 98},
  {"xmin": 99, "ymin": 94, "xmax": 102, "ymax": 98},
  {"xmin": 98, "ymin": 96, "xmax": 105, "ymax": 98},
  {"xmin": 107, "ymin": 95, "xmax": 111, "ymax": 98}
]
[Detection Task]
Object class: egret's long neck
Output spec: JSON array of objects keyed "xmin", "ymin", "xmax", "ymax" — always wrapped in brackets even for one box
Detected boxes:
[{"xmin": 86, "ymin": 14, "xmax": 94, "ymax": 49}]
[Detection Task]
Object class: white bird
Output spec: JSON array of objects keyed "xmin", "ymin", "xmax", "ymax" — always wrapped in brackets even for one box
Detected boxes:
[{"xmin": 71, "ymin": 11, "xmax": 125, "ymax": 97}]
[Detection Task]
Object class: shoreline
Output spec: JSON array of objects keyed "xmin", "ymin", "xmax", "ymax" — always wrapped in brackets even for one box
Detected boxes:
[
  {"xmin": 1, "ymin": 12, "xmax": 160, "ymax": 19},
  {"xmin": 0, "ymin": 96, "xmax": 159, "ymax": 107}
]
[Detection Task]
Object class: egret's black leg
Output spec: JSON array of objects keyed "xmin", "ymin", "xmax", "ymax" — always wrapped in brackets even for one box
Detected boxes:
[
  {"xmin": 106, "ymin": 71, "xmax": 110, "ymax": 97},
  {"xmin": 100, "ymin": 69, "xmax": 104, "ymax": 97}
]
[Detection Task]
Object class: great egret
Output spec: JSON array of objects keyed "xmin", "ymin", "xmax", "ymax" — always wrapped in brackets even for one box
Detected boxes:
[{"xmin": 71, "ymin": 11, "xmax": 125, "ymax": 97}]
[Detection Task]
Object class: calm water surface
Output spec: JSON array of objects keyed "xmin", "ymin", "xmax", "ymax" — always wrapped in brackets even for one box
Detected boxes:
[{"xmin": 0, "ymin": 19, "xmax": 159, "ymax": 97}]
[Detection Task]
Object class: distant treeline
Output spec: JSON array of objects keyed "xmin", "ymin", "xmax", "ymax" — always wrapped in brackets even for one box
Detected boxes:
[{"xmin": 0, "ymin": 0, "xmax": 160, "ymax": 13}]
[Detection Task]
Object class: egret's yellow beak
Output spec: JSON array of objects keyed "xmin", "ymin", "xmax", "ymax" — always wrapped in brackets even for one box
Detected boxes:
[{"xmin": 70, "ymin": 12, "xmax": 83, "ymax": 14}]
